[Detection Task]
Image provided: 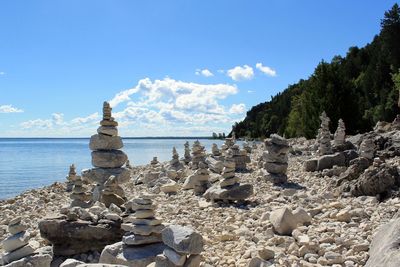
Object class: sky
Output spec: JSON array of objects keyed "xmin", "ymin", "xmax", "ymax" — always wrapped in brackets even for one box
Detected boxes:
[{"xmin": 0, "ymin": 0, "xmax": 398, "ymax": 137}]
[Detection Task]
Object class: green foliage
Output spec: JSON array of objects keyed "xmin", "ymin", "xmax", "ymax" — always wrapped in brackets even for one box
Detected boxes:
[{"xmin": 232, "ymin": 4, "xmax": 400, "ymax": 139}]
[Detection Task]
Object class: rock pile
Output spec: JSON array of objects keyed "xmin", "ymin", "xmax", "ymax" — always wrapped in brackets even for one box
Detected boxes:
[
  {"xmin": 221, "ymin": 137, "xmax": 234, "ymax": 152},
  {"xmin": 316, "ymin": 111, "xmax": 332, "ymax": 156},
  {"xmin": 100, "ymin": 195, "xmax": 166, "ymax": 266},
  {"xmin": 141, "ymin": 157, "xmax": 163, "ymax": 186},
  {"xmin": 334, "ymin": 119, "xmax": 346, "ymax": 146},
  {"xmin": 359, "ymin": 136, "xmax": 376, "ymax": 160},
  {"xmin": 101, "ymin": 175, "xmax": 126, "ymax": 208},
  {"xmin": 206, "ymin": 143, "xmax": 224, "ymax": 174},
  {"xmin": 228, "ymin": 145, "xmax": 250, "ymax": 171},
  {"xmin": 70, "ymin": 176, "xmax": 91, "ymax": 208},
  {"xmin": 183, "ymin": 162, "xmax": 210, "ymax": 195},
  {"xmin": 204, "ymin": 152, "xmax": 253, "ymax": 202},
  {"xmin": 183, "ymin": 141, "xmax": 192, "ymax": 165},
  {"xmin": 66, "ymin": 164, "xmax": 78, "ymax": 192},
  {"xmin": 211, "ymin": 143, "xmax": 222, "ymax": 157},
  {"xmin": 190, "ymin": 140, "xmax": 206, "ymax": 170},
  {"xmin": 168, "ymin": 147, "xmax": 184, "ymax": 171},
  {"xmin": 82, "ymin": 101, "xmax": 130, "ymax": 207},
  {"xmin": 262, "ymin": 134, "xmax": 289, "ymax": 184},
  {"xmin": 155, "ymin": 225, "xmax": 204, "ymax": 267},
  {"xmin": 0, "ymin": 217, "xmax": 40, "ymax": 265}
]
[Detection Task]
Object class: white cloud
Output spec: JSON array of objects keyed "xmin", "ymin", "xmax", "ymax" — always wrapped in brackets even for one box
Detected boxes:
[
  {"xmin": 0, "ymin": 72, "xmax": 5, "ymax": 76},
  {"xmin": 70, "ymin": 112, "xmax": 99, "ymax": 124},
  {"xmin": 227, "ymin": 65, "xmax": 254, "ymax": 81},
  {"xmin": 109, "ymin": 88, "xmax": 140, "ymax": 108},
  {"xmin": 52, "ymin": 113, "xmax": 64, "ymax": 125},
  {"xmin": 195, "ymin": 69, "xmax": 214, "ymax": 77},
  {"xmin": 229, "ymin": 103, "xmax": 246, "ymax": 114},
  {"xmin": 0, "ymin": 104, "xmax": 23, "ymax": 113},
  {"xmin": 256, "ymin": 62, "xmax": 277, "ymax": 77},
  {"xmin": 21, "ymin": 119, "xmax": 52, "ymax": 129}
]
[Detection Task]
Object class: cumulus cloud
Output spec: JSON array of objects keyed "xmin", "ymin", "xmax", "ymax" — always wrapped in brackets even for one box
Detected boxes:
[
  {"xmin": 21, "ymin": 119, "xmax": 52, "ymax": 129},
  {"xmin": 256, "ymin": 62, "xmax": 277, "ymax": 77},
  {"xmin": 109, "ymin": 88, "xmax": 140, "ymax": 108},
  {"xmin": 227, "ymin": 65, "xmax": 254, "ymax": 81},
  {"xmin": 195, "ymin": 69, "xmax": 214, "ymax": 77},
  {"xmin": 0, "ymin": 104, "xmax": 23, "ymax": 113},
  {"xmin": 229, "ymin": 103, "xmax": 246, "ymax": 114},
  {"xmin": 52, "ymin": 113, "xmax": 64, "ymax": 125}
]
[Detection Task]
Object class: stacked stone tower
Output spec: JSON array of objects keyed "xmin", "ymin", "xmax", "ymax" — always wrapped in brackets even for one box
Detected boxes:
[
  {"xmin": 66, "ymin": 164, "xmax": 78, "ymax": 192},
  {"xmin": 183, "ymin": 141, "xmax": 192, "ymax": 165},
  {"xmin": 82, "ymin": 101, "xmax": 130, "ymax": 207},
  {"xmin": 334, "ymin": 119, "xmax": 346, "ymax": 146},
  {"xmin": 70, "ymin": 176, "xmax": 91, "ymax": 208},
  {"xmin": 190, "ymin": 140, "xmax": 206, "ymax": 170},
  {"xmin": 317, "ymin": 111, "xmax": 332, "ymax": 155},
  {"xmin": 262, "ymin": 134, "xmax": 289, "ymax": 184}
]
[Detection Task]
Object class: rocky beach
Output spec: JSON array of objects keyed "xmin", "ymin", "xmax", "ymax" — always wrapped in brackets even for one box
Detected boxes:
[{"xmin": 1, "ymin": 104, "xmax": 400, "ymax": 267}]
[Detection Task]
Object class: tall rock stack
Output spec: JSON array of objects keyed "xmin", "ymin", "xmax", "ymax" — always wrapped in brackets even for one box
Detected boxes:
[
  {"xmin": 82, "ymin": 101, "xmax": 130, "ymax": 207},
  {"xmin": 183, "ymin": 141, "xmax": 192, "ymax": 165},
  {"xmin": 70, "ymin": 176, "xmax": 92, "ymax": 208},
  {"xmin": 169, "ymin": 147, "xmax": 184, "ymax": 171},
  {"xmin": 262, "ymin": 134, "xmax": 289, "ymax": 184},
  {"xmin": 66, "ymin": 164, "xmax": 78, "ymax": 192},
  {"xmin": 0, "ymin": 217, "xmax": 39, "ymax": 265},
  {"xmin": 206, "ymin": 144, "xmax": 224, "ymax": 173},
  {"xmin": 100, "ymin": 195, "xmax": 166, "ymax": 266},
  {"xmin": 204, "ymin": 151, "xmax": 253, "ymax": 202},
  {"xmin": 334, "ymin": 119, "xmax": 346, "ymax": 146},
  {"xmin": 228, "ymin": 145, "xmax": 250, "ymax": 171},
  {"xmin": 156, "ymin": 225, "xmax": 204, "ymax": 267},
  {"xmin": 190, "ymin": 140, "xmax": 206, "ymax": 170},
  {"xmin": 317, "ymin": 111, "xmax": 332, "ymax": 155}
]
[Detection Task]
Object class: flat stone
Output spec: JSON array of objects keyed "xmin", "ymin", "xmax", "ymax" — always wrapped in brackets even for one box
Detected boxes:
[
  {"xmin": 8, "ymin": 224, "xmax": 28, "ymax": 235},
  {"xmin": 220, "ymin": 177, "xmax": 239, "ymax": 188},
  {"xmin": 124, "ymin": 217, "xmax": 162, "ymax": 226},
  {"xmin": 89, "ymin": 134, "xmax": 123, "ymax": 150},
  {"xmin": 92, "ymin": 150, "xmax": 127, "ymax": 168},
  {"xmin": 82, "ymin": 167, "xmax": 131, "ymax": 184},
  {"xmin": 122, "ymin": 233, "xmax": 162, "ymax": 245},
  {"xmin": 135, "ymin": 209, "xmax": 155, "ymax": 219},
  {"xmin": 121, "ymin": 224, "xmax": 164, "ymax": 235},
  {"xmin": 100, "ymin": 119, "xmax": 118, "ymax": 127},
  {"xmin": 2, "ymin": 247, "xmax": 52, "ymax": 267},
  {"xmin": 163, "ymin": 247, "xmax": 186, "ymax": 266},
  {"xmin": 204, "ymin": 183, "xmax": 253, "ymax": 201},
  {"xmin": 100, "ymin": 241, "xmax": 167, "ymax": 267},
  {"xmin": 60, "ymin": 259, "xmax": 85, "ymax": 267},
  {"xmin": 2, "ymin": 231, "xmax": 30, "ymax": 252},
  {"xmin": 264, "ymin": 162, "xmax": 288, "ymax": 174},
  {"xmin": 1, "ymin": 242, "xmax": 37, "ymax": 265},
  {"xmin": 161, "ymin": 225, "xmax": 204, "ymax": 255},
  {"xmin": 9, "ymin": 217, "xmax": 22, "ymax": 226},
  {"xmin": 97, "ymin": 126, "xmax": 118, "ymax": 137},
  {"xmin": 101, "ymin": 193, "xmax": 125, "ymax": 208}
]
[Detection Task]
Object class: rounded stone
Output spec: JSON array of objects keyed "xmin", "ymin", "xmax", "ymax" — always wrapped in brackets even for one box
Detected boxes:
[
  {"xmin": 91, "ymin": 150, "xmax": 128, "ymax": 168},
  {"xmin": 89, "ymin": 134, "xmax": 123, "ymax": 150}
]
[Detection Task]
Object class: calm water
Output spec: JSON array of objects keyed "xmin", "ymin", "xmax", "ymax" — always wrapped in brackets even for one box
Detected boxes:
[{"xmin": 0, "ymin": 138, "xmax": 232, "ymax": 200}]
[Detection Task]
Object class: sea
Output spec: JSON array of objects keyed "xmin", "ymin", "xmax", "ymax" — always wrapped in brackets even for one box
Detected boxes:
[{"xmin": 0, "ymin": 138, "xmax": 236, "ymax": 200}]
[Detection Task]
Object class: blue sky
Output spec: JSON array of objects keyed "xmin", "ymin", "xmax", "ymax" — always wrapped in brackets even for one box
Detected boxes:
[{"xmin": 0, "ymin": 0, "xmax": 398, "ymax": 137}]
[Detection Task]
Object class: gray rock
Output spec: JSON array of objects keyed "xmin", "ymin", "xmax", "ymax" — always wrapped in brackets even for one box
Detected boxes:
[
  {"xmin": 304, "ymin": 159, "xmax": 317, "ymax": 172},
  {"xmin": 203, "ymin": 183, "xmax": 253, "ymax": 201},
  {"xmin": 92, "ymin": 150, "xmax": 128, "ymax": 168},
  {"xmin": 248, "ymin": 257, "xmax": 272, "ymax": 267},
  {"xmin": 89, "ymin": 134, "xmax": 123, "ymax": 150},
  {"xmin": 270, "ymin": 208, "xmax": 297, "ymax": 235},
  {"xmin": 100, "ymin": 241, "xmax": 166, "ymax": 267},
  {"xmin": 365, "ymin": 217, "xmax": 400, "ymax": 267},
  {"xmin": 60, "ymin": 259, "xmax": 85, "ymax": 267},
  {"xmin": 2, "ymin": 251, "xmax": 52, "ymax": 267},
  {"xmin": 2, "ymin": 231, "xmax": 30, "ymax": 252},
  {"xmin": 97, "ymin": 126, "xmax": 118, "ymax": 137},
  {"xmin": 161, "ymin": 225, "xmax": 204, "ymax": 255},
  {"xmin": 316, "ymin": 152, "xmax": 345, "ymax": 171},
  {"xmin": 1, "ymin": 242, "xmax": 38, "ymax": 265},
  {"xmin": 82, "ymin": 167, "xmax": 131, "ymax": 184}
]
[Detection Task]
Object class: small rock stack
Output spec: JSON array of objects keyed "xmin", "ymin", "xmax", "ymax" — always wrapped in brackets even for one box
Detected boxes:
[
  {"xmin": 142, "ymin": 157, "xmax": 163, "ymax": 185},
  {"xmin": 317, "ymin": 111, "xmax": 332, "ymax": 155},
  {"xmin": 70, "ymin": 176, "xmax": 91, "ymax": 208},
  {"xmin": 211, "ymin": 143, "xmax": 222, "ymax": 157},
  {"xmin": 101, "ymin": 175, "xmax": 126, "ymax": 208},
  {"xmin": 0, "ymin": 217, "xmax": 38, "ymax": 265},
  {"xmin": 334, "ymin": 119, "xmax": 346, "ymax": 146},
  {"xmin": 221, "ymin": 137, "xmax": 234, "ymax": 151},
  {"xmin": 206, "ymin": 143, "xmax": 224, "ymax": 173},
  {"xmin": 82, "ymin": 101, "xmax": 130, "ymax": 207},
  {"xmin": 122, "ymin": 195, "xmax": 165, "ymax": 246},
  {"xmin": 359, "ymin": 137, "xmax": 376, "ymax": 160},
  {"xmin": 190, "ymin": 140, "xmax": 206, "ymax": 170},
  {"xmin": 228, "ymin": 144, "xmax": 250, "ymax": 171},
  {"xmin": 242, "ymin": 141, "xmax": 252, "ymax": 153},
  {"xmin": 151, "ymin": 156, "xmax": 160, "ymax": 166},
  {"xmin": 183, "ymin": 141, "xmax": 192, "ymax": 165},
  {"xmin": 66, "ymin": 164, "xmax": 78, "ymax": 192},
  {"xmin": 169, "ymin": 147, "xmax": 184, "ymax": 171},
  {"xmin": 155, "ymin": 225, "xmax": 204, "ymax": 267},
  {"xmin": 262, "ymin": 134, "xmax": 289, "ymax": 184},
  {"xmin": 183, "ymin": 162, "xmax": 210, "ymax": 194},
  {"xmin": 204, "ymin": 151, "xmax": 253, "ymax": 202}
]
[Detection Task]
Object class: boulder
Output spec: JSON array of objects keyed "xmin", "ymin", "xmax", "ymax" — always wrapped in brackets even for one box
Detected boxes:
[
  {"xmin": 316, "ymin": 152, "xmax": 345, "ymax": 171},
  {"xmin": 161, "ymin": 225, "xmax": 204, "ymax": 255},
  {"xmin": 365, "ymin": 217, "xmax": 400, "ymax": 267},
  {"xmin": 269, "ymin": 208, "xmax": 298, "ymax": 235},
  {"xmin": 89, "ymin": 134, "xmax": 123, "ymax": 150},
  {"xmin": 203, "ymin": 183, "xmax": 253, "ymax": 201},
  {"xmin": 91, "ymin": 150, "xmax": 128, "ymax": 168},
  {"xmin": 39, "ymin": 217, "xmax": 124, "ymax": 256},
  {"xmin": 100, "ymin": 241, "xmax": 166, "ymax": 267},
  {"xmin": 2, "ymin": 251, "xmax": 52, "ymax": 267}
]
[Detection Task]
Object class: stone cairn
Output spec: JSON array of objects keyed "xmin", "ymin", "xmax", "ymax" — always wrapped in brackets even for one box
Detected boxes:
[
  {"xmin": 211, "ymin": 143, "xmax": 222, "ymax": 157},
  {"xmin": 183, "ymin": 141, "xmax": 192, "ymax": 165},
  {"xmin": 190, "ymin": 140, "xmax": 206, "ymax": 170},
  {"xmin": 122, "ymin": 195, "xmax": 165, "ymax": 246},
  {"xmin": 101, "ymin": 175, "xmax": 126, "ymax": 207},
  {"xmin": 393, "ymin": 114, "xmax": 400, "ymax": 130},
  {"xmin": 221, "ymin": 137, "xmax": 235, "ymax": 152},
  {"xmin": 334, "ymin": 119, "xmax": 346, "ymax": 146},
  {"xmin": 206, "ymin": 143, "xmax": 224, "ymax": 174},
  {"xmin": 183, "ymin": 162, "xmax": 210, "ymax": 194},
  {"xmin": 359, "ymin": 137, "xmax": 376, "ymax": 160},
  {"xmin": 262, "ymin": 134, "xmax": 289, "ymax": 184},
  {"xmin": 169, "ymin": 147, "xmax": 184, "ymax": 171},
  {"xmin": 156, "ymin": 225, "xmax": 204, "ymax": 267},
  {"xmin": 316, "ymin": 111, "xmax": 332, "ymax": 155},
  {"xmin": 66, "ymin": 164, "xmax": 78, "ymax": 192},
  {"xmin": 204, "ymin": 150, "xmax": 253, "ymax": 202},
  {"xmin": 0, "ymin": 217, "xmax": 38, "ymax": 265},
  {"xmin": 82, "ymin": 101, "xmax": 130, "ymax": 208},
  {"xmin": 228, "ymin": 144, "xmax": 250, "ymax": 171},
  {"xmin": 70, "ymin": 175, "xmax": 92, "ymax": 208}
]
